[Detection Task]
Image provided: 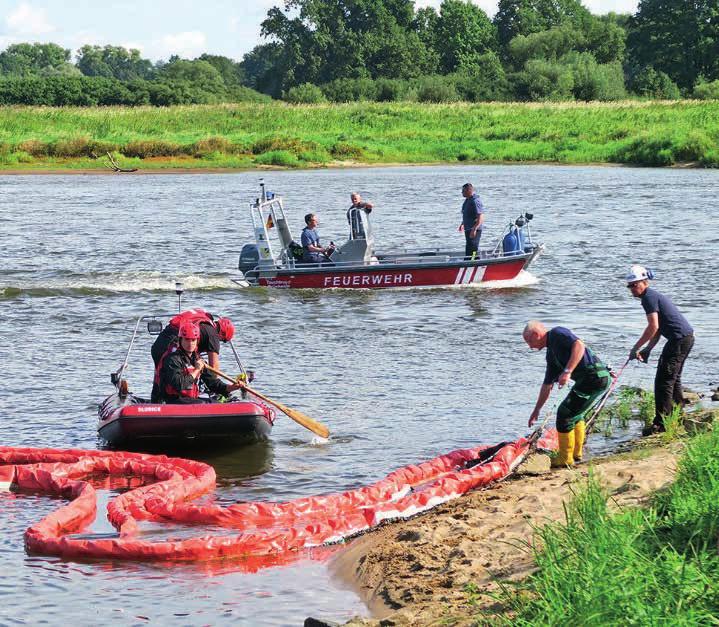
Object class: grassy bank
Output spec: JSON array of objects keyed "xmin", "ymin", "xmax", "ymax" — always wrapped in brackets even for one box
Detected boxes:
[
  {"xmin": 1, "ymin": 100, "xmax": 718, "ymax": 171},
  {"xmin": 492, "ymin": 417, "xmax": 719, "ymax": 625}
]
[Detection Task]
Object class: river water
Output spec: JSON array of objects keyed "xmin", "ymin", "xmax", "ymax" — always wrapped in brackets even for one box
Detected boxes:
[{"xmin": 1, "ymin": 165, "xmax": 717, "ymax": 625}]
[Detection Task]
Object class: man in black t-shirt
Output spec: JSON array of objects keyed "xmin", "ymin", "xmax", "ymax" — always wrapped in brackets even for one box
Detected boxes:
[
  {"xmin": 150, "ymin": 309, "xmax": 235, "ymax": 402},
  {"xmin": 626, "ymin": 265, "xmax": 694, "ymax": 434},
  {"xmin": 524, "ymin": 321, "xmax": 611, "ymax": 467}
]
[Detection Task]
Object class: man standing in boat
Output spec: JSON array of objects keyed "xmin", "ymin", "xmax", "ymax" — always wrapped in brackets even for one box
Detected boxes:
[
  {"xmin": 347, "ymin": 192, "xmax": 373, "ymax": 240},
  {"xmin": 156, "ymin": 322, "xmax": 242, "ymax": 404},
  {"xmin": 458, "ymin": 183, "xmax": 485, "ymax": 258},
  {"xmin": 301, "ymin": 213, "xmax": 334, "ymax": 264},
  {"xmin": 524, "ymin": 321, "xmax": 611, "ymax": 467},
  {"xmin": 150, "ymin": 309, "xmax": 235, "ymax": 401},
  {"xmin": 626, "ymin": 265, "xmax": 694, "ymax": 435}
]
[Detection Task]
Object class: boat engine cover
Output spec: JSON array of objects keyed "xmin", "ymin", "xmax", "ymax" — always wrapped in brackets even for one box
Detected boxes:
[{"xmin": 239, "ymin": 243, "xmax": 260, "ymax": 274}]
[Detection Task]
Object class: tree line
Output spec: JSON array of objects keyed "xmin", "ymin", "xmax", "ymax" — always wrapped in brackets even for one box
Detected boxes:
[{"xmin": 1, "ymin": 0, "xmax": 718, "ymax": 106}]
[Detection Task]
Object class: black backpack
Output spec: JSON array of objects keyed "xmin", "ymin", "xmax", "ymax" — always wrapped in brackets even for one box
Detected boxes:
[{"xmin": 288, "ymin": 241, "xmax": 304, "ymax": 261}]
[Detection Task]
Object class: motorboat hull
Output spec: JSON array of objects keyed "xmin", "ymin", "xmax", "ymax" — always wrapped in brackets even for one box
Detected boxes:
[
  {"xmin": 98, "ymin": 393, "xmax": 274, "ymax": 450},
  {"xmin": 248, "ymin": 246, "xmax": 541, "ymax": 289}
]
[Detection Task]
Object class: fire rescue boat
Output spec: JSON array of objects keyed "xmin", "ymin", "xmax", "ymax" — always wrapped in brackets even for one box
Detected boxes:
[
  {"xmin": 98, "ymin": 315, "xmax": 274, "ymax": 450},
  {"xmin": 234, "ymin": 184, "xmax": 543, "ymax": 289}
]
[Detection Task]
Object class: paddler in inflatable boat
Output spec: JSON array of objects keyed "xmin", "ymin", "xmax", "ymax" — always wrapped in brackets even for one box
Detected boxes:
[
  {"xmin": 155, "ymin": 321, "xmax": 243, "ymax": 404},
  {"xmin": 524, "ymin": 321, "xmax": 611, "ymax": 467},
  {"xmin": 150, "ymin": 308, "xmax": 235, "ymax": 401}
]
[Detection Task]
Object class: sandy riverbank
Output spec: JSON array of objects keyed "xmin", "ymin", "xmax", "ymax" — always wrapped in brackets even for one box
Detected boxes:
[{"xmin": 330, "ymin": 441, "xmax": 680, "ymax": 626}]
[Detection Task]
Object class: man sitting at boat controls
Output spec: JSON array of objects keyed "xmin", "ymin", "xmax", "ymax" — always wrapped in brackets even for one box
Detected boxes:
[
  {"xmin": 155, "ymin": 322, "xmax": 242, "ymax": 404},
  {"xmin": 300, "ymin": 213, "xmax": 334, "ymax": 264}
]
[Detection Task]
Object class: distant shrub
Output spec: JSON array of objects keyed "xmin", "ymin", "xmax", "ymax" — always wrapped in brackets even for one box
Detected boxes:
[
  {"xmin": 673, "ymin": 131, "xmax": 714, "ymax": 162},
  {"xmin": 122, "ymin": 140, "xmax": 183, "ymax": 158},
  {"xmin": 629, "ymin": 67, "xmax": 681, "ymax": 100},
  {"xmin": 416, "ymin": 76, "xmax": 459, "ymax": 103},
  {"xmin": 50, "ymin": 136, "xmax": 119, "ymax": 157},
  {"xmin": 693, "ymin": 79, "xmax": 719, "ymax": 100},
  {"xmin": 254, "ymin": 150, "xmax": 299, "ymax": 167},
  {"xmin": 251, "ymin": 136, "xmax": 319, "ymax": 156},
  {"xmin": 329, "ymin": 142, "xmax": 364, "ymax": 159},
  {"xmin": 226, "ymin": 85, "xmax": 273, "ymax": 103},
  {"xmin": 510, "ymin": 60, "xmax": 574, "ymax": 101},
  {"xmin": 611, "ymin": 134, "xmax": 675, "ymax": 166},
  {"xmin": 321, "ymin": 78, "xmax": 378, "ymax": 102},
  {"xmin": 374, "ymin": 78, "xmax": 408, "ymax": 102},
  {"xmin": 284, "ymin": 83, "xmax": 327, "ymax": 104},
  {"xmin": 298, "ymin": 149, "xmax": 330, "ymax": 163},
  {"xmin": 17, "ymin": 139, "xmax": 49, "ymax": 156},
  {"xmin": 452, "ymin": 53, "xmax": 510, "ymax": 102},
  {"xmin": 192, "ymin": 136, "xmax": 235, "ymax": 157},
  {"xmin": 566, "ymin": 54, "xmax": 626, "ymax": 101}
]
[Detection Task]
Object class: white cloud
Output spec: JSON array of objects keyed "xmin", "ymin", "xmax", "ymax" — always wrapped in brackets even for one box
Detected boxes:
[
  {"xmin": 6, "ymin": 2, "xmax": 54, "ymax": 35},
  {"xmin": 160, "ymin": 31, "xmax": 207, "ymax": 58}
]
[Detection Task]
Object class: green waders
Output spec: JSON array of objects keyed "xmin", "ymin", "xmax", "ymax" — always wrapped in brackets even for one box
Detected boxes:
[{"xmin": 553, "ymin": 359, "xmax": 611, "ymax": 467}]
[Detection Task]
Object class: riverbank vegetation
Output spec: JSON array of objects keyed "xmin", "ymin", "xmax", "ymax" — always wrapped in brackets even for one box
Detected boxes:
[
  {"xmin": 0, "ymin": 1, "xmax": 718, "ymax": 108},
  {"xmin": 1, "ymin": 100, "xmax": 718, "ymax": 170},
  {"xmin": 491, "ymin": 411, "xmax": 719, "ymax": 625}
]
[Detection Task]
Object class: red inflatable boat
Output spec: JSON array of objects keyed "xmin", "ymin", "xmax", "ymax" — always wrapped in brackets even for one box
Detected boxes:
[
  {"xmin": 98, "ymin": 313, "xmax": 274, "ymax": 450},
  {"xmin": 98, "ymin": 392, "xmax": 274, "ymax": 449}
]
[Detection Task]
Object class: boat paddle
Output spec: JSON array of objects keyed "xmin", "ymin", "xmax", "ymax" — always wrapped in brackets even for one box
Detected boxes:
[{"xmin": 204, "ymin": 364, "xmax": 330, "ymax": 439}]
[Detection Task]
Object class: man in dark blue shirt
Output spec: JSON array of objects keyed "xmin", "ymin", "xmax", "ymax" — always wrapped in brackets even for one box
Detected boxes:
[
  {"xmin": 524, "ymin": 321, "xmax": 611, "ymax": 467},
  {"xmin": 300, "ymin": 213, "xmax": 333, "ymax": 264},
  {"xmin": 626, "ymin": 265, "xmax": 694, "ymax": 434},
  {"xmin": 458, "ymin": 183, "xmax": 485, "ymax": 258}
]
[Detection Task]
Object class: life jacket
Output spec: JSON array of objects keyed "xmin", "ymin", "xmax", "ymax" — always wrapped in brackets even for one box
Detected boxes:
[
  {"xmin": 169, "ymin": 308, "xmax": 214, "ymax": 330},
  {"xmin": 155, "ymin": 341, "xmax": 200, "ymax": 400}
]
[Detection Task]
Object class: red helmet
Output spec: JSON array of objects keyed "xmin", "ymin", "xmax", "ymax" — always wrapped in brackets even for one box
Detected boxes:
[
  {"xmin": 216, "ymin": 317, "xmax": 235, "ymax": 342},
  {"xmin": 178, "ymin": 321, "xmax": 200, "ymax": 340}
]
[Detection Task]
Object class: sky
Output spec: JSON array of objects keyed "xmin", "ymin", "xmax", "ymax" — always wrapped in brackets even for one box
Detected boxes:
[{"xmin": 0, "ymin": 0, "xmax": 639, "ymax": 63}]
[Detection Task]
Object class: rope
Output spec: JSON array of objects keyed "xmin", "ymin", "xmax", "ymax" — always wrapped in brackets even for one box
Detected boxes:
[{"xmin": 585, "ymin": 358, "xmax": 631, "ymax": 431}]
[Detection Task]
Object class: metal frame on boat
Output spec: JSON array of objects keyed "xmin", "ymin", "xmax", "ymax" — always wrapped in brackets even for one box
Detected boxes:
[
  {"xmin": 98, "ymin": 314, "xmax": 274, "ymax": 450},
  {"xmin": 233, "ymin": 183, "xmax": 544, "ymax": 289}
]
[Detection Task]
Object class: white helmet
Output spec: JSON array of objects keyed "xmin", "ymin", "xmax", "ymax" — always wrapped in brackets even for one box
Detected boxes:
[{"xmin": 626, "ymin": 264, "xmax": 654, "ymax": 284}]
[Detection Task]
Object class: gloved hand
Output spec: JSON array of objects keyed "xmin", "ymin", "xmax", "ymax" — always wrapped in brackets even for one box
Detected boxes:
[
  {"xmin": 638, "ymin": 347, "xmax": 652, "ymax": 363},
  {"xmin": 629, "ymin": 347, "xmax": 639, "ymax": 361}
]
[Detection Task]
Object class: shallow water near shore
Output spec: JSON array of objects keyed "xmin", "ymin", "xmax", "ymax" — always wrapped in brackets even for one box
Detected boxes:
[{"xmin": 1, "ymin": 165, "xmax": 718, "ymax": 625}]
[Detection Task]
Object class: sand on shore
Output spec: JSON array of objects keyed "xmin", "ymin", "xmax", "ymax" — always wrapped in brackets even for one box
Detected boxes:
[{"xmin": 330, "ymin": 443, "xmax": 680, "ymax": 626}]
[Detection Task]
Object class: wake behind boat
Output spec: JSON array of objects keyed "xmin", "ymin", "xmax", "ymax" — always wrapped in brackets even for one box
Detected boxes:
[{"xmin": 234, "ymin": 184, "xmax": 543, "ymax": 289}]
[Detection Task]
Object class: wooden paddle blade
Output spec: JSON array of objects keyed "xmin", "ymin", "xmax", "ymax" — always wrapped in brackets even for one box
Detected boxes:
[
  {"xmin": 271, "ymin": 401, "xmax": 330, "ymax": 439},
  {"xmin": 205, "ymin": 365, "xmax": 330, "ymax": 438}
]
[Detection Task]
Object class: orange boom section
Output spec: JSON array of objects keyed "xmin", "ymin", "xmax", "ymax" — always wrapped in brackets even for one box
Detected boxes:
[{"xmin": 0, "ymin": 430, "xmax": 558, "ymax": 563}]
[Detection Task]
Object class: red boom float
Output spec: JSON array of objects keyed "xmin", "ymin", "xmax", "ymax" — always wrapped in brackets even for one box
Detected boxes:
[{"xmin": 0, "ymin": 430, "xmax": 558, "ymax": 563}]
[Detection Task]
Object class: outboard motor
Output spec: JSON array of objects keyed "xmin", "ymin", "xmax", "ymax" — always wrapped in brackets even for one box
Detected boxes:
[{"xmin": 238, "ymin": 243, "xmax": 260, "ymax": 275}]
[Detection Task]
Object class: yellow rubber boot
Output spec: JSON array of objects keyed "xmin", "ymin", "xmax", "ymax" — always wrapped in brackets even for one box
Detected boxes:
[
  {"xmin": 552, "ymin": 431, "xmax": 575, "ymax": 468},
  {"xmin": 573, "ymin": 421, "xmax": 586, "ymax": 462}
]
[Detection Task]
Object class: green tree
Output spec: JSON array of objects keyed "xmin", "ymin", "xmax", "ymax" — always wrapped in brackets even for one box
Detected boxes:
[
  {"xmin": 156, "ymin": 59, "xmax": 227, "ymax": 97},
  {"xmin": 197, "ymin": 54, "xmax": 245, "ymax": 87},
  {"xmin": 241, "ymin": 43, "xmax": 285, "ymax": 96},
  {"xmin": 258, "ymin": 0, "xmax": 437, "ymax": 92},
  {"xmin": 494, "ymin": 0, "xmax": 592, "ymax": 53},
  {"xmin": 432, "ymin": 0, "xmax": 498, "ymax": 73},
  {"xmin": 76, "ymin": 45, "xmax": 153, "ymax": 81},
  {"xmin": 0, "ymin": 43, "xmax": 70, "ymax": 75},
  {"xmin": 627, "ymin": 0, "xmax": 719, "ymax": 91}
]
